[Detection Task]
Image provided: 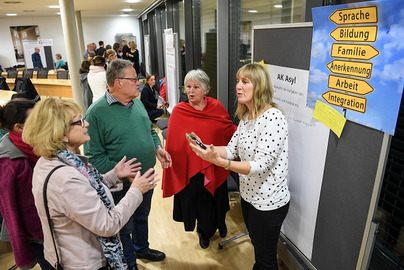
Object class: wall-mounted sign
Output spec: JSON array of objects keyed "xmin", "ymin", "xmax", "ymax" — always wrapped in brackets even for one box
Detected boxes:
[{"xmin": 308, "ymin": 0, "xmax": 404, "ymax": 135}]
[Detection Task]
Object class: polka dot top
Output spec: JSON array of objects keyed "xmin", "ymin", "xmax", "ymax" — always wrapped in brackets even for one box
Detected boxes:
[{"xmin": 225, "ymin": 108, "xmax": 290, "ymax": 211}]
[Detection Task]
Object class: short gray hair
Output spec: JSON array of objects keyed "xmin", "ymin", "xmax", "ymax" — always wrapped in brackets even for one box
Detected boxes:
[
  {"xmin": 106, "ymin": 59, "xmax": 134, "ymax": 87},
  {"xmin": 184, "ymin": 69, "xmax": 211, "ymax": 94}
]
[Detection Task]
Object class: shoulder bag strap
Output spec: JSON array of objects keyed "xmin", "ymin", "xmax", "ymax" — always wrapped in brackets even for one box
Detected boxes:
[{"xmin": 43, "ymin": 165, "xmax": 65, "ymax": 268}]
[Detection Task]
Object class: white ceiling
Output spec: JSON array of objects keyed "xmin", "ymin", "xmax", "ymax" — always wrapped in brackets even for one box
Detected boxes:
[{"xmin": 0, "ymin": 0, "xmax": 155, "ymax": 18}]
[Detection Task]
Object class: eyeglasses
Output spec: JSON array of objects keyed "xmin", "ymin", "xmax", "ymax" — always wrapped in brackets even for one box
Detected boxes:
[
  {"xmin": 119, "ymin": 77, "xmax": 138, "ymax": 83},
  {"xmin": 71, "ymin": 117, "xmax": 85, "ymax": 128}
]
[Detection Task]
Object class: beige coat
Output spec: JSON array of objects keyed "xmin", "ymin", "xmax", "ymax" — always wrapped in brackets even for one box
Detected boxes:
[{"xmin": 32, "ymin": 156, "xmax": 142, "ymax": 270}]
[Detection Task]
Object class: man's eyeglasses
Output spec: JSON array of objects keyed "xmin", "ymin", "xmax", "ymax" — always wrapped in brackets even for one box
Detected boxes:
[
  {"xmin": 71, "ymin": 117, "xmax": 86, "ymax": 128},
  {"xmin": 119, "ymin": 77, "xmax": 138, "ymax": 83}
]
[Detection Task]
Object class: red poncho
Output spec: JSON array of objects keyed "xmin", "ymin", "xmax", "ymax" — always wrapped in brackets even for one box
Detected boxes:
[{"xmin": 162, "ymin": 97, "xmax": 237, "ymax": 198}]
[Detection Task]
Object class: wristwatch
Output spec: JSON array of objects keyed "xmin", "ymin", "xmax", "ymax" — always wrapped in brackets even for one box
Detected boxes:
[{"xmin": 155, "ymin": 145, "xmax": 163, "ymax": 151}]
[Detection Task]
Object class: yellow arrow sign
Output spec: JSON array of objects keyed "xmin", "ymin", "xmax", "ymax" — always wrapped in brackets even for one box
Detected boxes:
[
  {"xmin": 328, "ymin": 75, "xmax": 374, "ymax": 95},
  {"xmin": 329, "ymin": 6, "xmax": 378, "ymax": 25},
  {"xmin": 330, "ymin": 26, "xmax": 377, "ymax": 42},
  {"xmin": 327, "ymin": 60, "xmax": 373, "ymax": 79},
  {"xmin": 322, "ymin": 91, "xmax": 367, "ymax": 113},
  {"xmin": 331, "ymin": 43, "xmax": 379, "ymax": 60}
]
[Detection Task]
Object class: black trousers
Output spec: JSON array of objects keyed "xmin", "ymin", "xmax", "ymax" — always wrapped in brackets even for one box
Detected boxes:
[
  {"xmin": 173, "ymin": 172, "xmax": 229, "ymax": 239},
  {"xmin": 241, "ymin": 199, "xmax": 289, "ymax": 270}
]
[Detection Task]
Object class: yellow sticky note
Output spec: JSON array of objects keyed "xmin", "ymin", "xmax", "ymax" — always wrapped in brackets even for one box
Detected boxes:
[
  {"xmin": 313, "ymin": 100, "xmax": 346, "ymax": 138},
  {"xmin": 257, "ymin": 60, "xmax": 266, "ymax": 67}
]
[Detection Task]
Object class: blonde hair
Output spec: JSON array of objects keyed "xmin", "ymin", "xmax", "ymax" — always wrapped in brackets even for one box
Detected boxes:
[
  {"xmin": 22, "ymin": 98, "xmax": 83, "ymax": 158},
  {"xmin": 129, "ymin": 41, "xmax": 137, "ymax": 49},
  {"xmin": 235, "ymin": 63, "xmax": 278, "ymax": 120},
  {"xmin": 105, "ymin": 49, "xmax": 116, "ymax": 58}
]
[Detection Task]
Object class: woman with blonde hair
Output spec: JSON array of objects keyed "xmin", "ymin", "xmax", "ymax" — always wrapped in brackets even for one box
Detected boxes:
[
  {"xmin": 23, "ymin": 98, "xmax": 159, "ymax": 270},
  {"xmin": 105, "ymin": 49, "xmax": 117, "ymax": 64},
  {"xmin": 187, "ymin": 63, "xmax": 290, "ymax": 270},
  {"xmin": 127, "ymin": 41, "xmax": 140, "ymax": 75}
]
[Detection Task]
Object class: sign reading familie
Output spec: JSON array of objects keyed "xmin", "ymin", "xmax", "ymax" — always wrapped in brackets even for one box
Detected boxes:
[{"xmin": 307, "ymin": 0, "xmax": 404, "ymax": 135}]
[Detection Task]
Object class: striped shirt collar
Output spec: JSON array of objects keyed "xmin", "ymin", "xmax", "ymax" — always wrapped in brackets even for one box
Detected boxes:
[{"xmin": 106, "ymin": 90, "xmax": 134, "ymax": 108}]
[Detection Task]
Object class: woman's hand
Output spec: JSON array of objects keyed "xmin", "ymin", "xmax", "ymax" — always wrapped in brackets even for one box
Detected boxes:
[
  {"xmin": 185, "ymin": 132, "xmax": 226, "ymax": 167},
  {"xmin": 130, "ymin": 168, "xmax": 160, "ymax": 194},
  {"xmin": 114, "ymin": 156, "xmax": 141, "ymax": 180}
]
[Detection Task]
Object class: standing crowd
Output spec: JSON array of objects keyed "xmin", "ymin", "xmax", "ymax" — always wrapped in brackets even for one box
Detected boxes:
[{"xmin": 0, "ymin": 35, "xmax": 289, "ymax": 270}]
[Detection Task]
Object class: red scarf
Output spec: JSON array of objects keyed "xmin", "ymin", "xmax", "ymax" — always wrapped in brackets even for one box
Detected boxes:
[
  {"xmin": 162, "ymin": 97, "xmax": 237, "ymax": 198},
  {"xmin": 8, "ymin": 131, "xmax": 39, "ymax": 165}
]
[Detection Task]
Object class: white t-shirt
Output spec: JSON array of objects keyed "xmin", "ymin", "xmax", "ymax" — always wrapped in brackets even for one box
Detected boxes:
[{"xmin": 225, "ymin": 108, "xmax": 290, "ymax": 211}]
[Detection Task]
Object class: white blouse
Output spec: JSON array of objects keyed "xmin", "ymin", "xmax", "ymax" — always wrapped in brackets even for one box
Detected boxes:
[{"xmin": 225, "ymin": 108, "xmax": 290, "ymax": 211}]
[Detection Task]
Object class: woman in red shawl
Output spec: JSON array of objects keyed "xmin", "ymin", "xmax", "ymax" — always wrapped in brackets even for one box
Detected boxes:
[
  {"xmin": 162, "ymin": 70, "xmax": 237, "ymax": 249},
  {"xmin": 0, "ymin": 98, "xmax": 53, "ymax": 269}
]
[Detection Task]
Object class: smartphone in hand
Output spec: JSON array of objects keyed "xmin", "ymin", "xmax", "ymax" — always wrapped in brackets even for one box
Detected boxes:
[{"xmin": 188, "ymin": 134, "xmax": 207, "ymax": 150}]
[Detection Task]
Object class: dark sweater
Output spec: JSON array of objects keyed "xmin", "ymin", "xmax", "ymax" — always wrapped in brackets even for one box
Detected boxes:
[
  {"xmin": 84, "ymin": 95, "xmax": 161, "ymax": 186},
  {"xmin": 140, "ymin": 84, "xmax": 159, "ymax": 112}
]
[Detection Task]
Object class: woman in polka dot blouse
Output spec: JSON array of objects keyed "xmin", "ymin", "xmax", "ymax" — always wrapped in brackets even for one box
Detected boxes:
[{"xmin": 186, "ymin": 63, "xmax": 290, "ymax": 270}]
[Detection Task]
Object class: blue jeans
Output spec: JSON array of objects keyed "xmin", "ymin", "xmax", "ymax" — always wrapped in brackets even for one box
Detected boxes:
[{"xmin": 112, "ymin": 188, "xmax": 154, "ymax": 267}]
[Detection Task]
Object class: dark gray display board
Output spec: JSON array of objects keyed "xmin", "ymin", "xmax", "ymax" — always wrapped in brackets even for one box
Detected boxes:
[{"xmin": 253, "ymin": 24, "xmax": 388, "ymax": 270}]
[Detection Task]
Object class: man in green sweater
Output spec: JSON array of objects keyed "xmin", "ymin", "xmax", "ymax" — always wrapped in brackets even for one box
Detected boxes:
[{"xmin": 84, "ymin": 59, "xmax": 172, "ymax": 270}]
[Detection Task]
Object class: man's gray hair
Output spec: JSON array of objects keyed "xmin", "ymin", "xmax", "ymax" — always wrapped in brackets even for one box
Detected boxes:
[
  {"xmin": 106, "ymin": 59, "xmax": 134, "ymax": 87},
  {"xmin": 184, "ymin": 69, "xmax": 211, "ymax": 94}
]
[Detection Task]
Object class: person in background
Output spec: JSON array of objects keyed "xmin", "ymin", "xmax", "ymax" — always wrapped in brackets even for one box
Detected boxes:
[
  {"xmin": 162, "ymin": 69, "xmax": 237, "ymax": 249},
  {"xmin": 140, "ymin": 74, "xmax": 164, "ymax": 123},
  {"xmin": 105, "ymin": 49, "xmax": 117, "ymax": 64},
  {"xmin": 79, "ymin": 60, "xmax": 93, "ymax": 110},
  {"xmin": 186, "ymin": 63, "xmax": 290, "ymax": 270},
  {"xmin": 87, "ymin": 56, "xmax": 107, "ymax": 103},
  {"xmin": 84, "ymin": 59, "xmax": 172, "ymax": 270},
  {"xmin": 55, "ymin": 53, "xmax": 66, "ymax": 70},
  {"xmin": 92, "ymin": 42, "xmax": 97, "ymax": 53},
  {"xmin": 87, "ymin": 51, "xmax": 96, "ymax": 61},
  {"xmin": 127, "ymin": 41, "xmax": 140, "ymax": 75},
  {"xmin": 32, "ymin": 47, "xmax": 43, "ymax": 69},
  {"xmin": 121, "ymin": 40, "xmax": 130, "ymax": 60},
  {"xmin": 96, "ymin": 40, "xmax": 106, "ymax": 57},
  {"xmin": 159, "ymin": 77, "xmax": 168, "ymax": 107},
  {"xmin": 180, "ymin": 39, "xmax": 186, "ymax": 82},
  {"xmin": 23, "ymin": 98, "xmax": 160, "ymax": 270},
  {"xmin": 113, "ymin": 42, "xmax": 123, "ymax": 59},
  {"xmin": 103, "ymin": 45, "xmax": 112, "ymax": 59},
  {"xmin": 83, "ymin": 43, "xmax": 94, "ymax": 60},
  {"xmin": 0, "ymin": 98, "xmax": 53, "ymax": 269}
]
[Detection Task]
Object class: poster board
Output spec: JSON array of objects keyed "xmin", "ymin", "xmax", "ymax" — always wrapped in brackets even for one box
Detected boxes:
[
  {"xmin": 163, "ymin": 29, "xmax": 180, "ymax": 113},
  {"xmin": 144, "ymin": 35, "xmax": 151, "ymax": 75},
  {"xmin": 22, "ymin": 39, "xmax": 53, "ymax": 69},
  {"xmin": 253, "ymin": 23, "xmax": 390, "ymax": 269}
]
